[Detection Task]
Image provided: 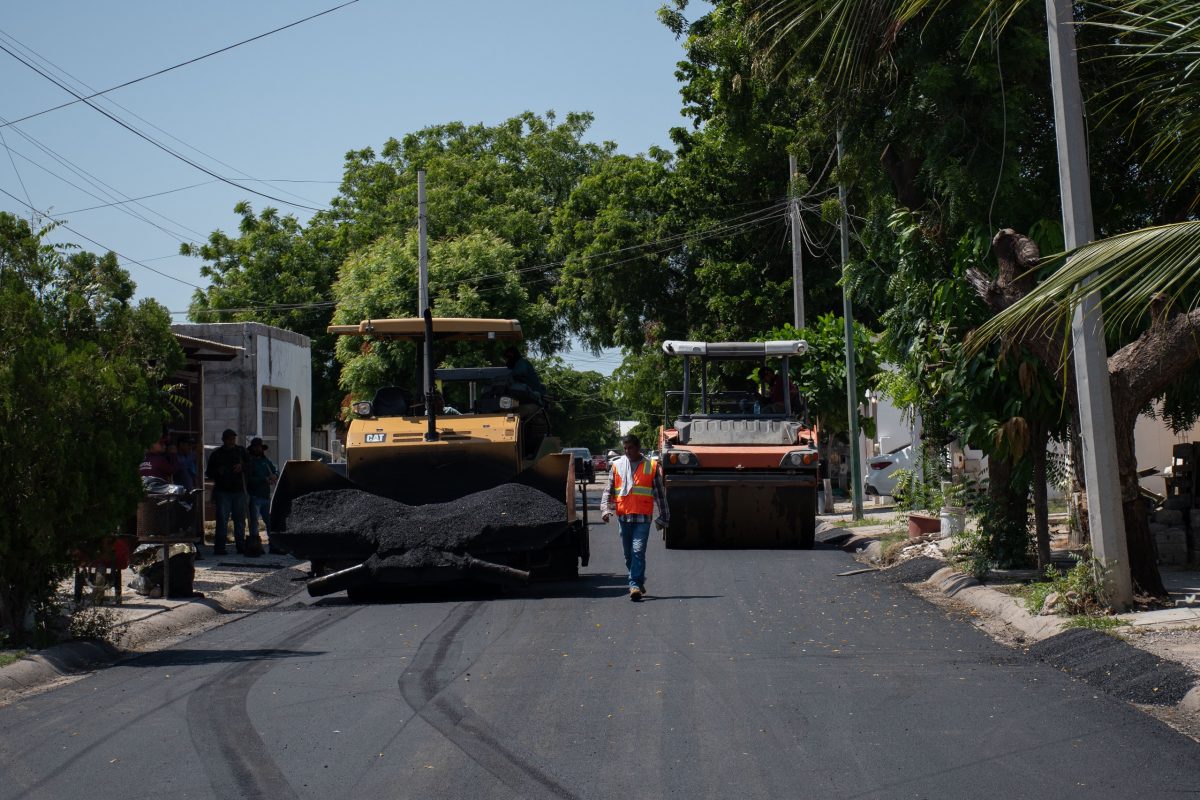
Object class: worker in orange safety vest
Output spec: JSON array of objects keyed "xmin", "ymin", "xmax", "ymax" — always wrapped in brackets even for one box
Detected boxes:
[{"xmin": 600, "ymin": 433, "xmax": 669, "ymax": 601}]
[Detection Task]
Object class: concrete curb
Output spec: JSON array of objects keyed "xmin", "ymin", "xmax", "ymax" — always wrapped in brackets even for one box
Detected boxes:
[
  {"xmin": 924, "ymin": 567, "xmax": 1067, "ymax": 641},
  {"xmin": 0, "ymin": 565, "xmax": 307, "ymax": 704}
]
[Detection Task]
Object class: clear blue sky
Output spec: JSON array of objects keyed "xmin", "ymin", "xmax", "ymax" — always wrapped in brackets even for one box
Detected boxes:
[{"xmin": 1, "ymin": 1, "xmax": 710, "ymax": 374}]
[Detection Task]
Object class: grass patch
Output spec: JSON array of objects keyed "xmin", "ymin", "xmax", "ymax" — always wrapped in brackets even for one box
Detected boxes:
[
  {"xmin": 878, "ymin": 531, "xmax": 911, "ymax": 564},
  {"xmin": 1063, "ymin": 615, "xmax": 1129, "ymax": 631},
  {"xmin": 837, "ymin": 517, "xmax": 892, "ymax": 528},
  {"xmin": 0, "ymin": 650, "xmax": 28, "ymax": 668},
  {"xmin": 1014, "ymin": 581, "xmax": 1056, "ymax": 614}
]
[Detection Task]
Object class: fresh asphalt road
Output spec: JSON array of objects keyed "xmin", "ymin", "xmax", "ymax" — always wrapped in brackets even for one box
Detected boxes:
[{"xmin": 3, "ymin": 518, "xmax": 1200, "ymax": 800}]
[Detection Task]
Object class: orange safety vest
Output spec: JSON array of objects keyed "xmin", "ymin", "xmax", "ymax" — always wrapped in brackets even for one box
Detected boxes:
[{"xmin": 613, "ymin": 457, "xmax": 657, "ymax": 516}]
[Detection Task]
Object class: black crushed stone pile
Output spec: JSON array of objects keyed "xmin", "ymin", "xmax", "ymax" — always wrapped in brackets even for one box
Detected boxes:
[
  {"xmin": 242, "ymin": 567, "xmax": 311, "ymax": 598},
  {"xmin": 1028, "ymin": 628, "xmax": 1197, "ymax": 706},
  {"xmin": 284, "ymin": 483, "xmax": 568, "ymax": 570},
  {"xmin": 873, "ymin": 556, "xmax": 945, "ymax": 584}
]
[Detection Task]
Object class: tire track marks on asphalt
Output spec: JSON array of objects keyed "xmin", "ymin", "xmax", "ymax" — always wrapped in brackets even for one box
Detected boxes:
[
  {"xmin": 397, "ymin": 600, "xmax": 583, "ymax": 800},
  {"xmin": 187, "ymin": 607, "xmax": 360, "ymax": 800}
]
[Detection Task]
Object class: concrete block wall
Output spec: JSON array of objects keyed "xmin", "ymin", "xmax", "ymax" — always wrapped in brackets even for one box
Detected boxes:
[{"xmin": 172, "ymin": 322, "xmax": 312, "ymax": 463}]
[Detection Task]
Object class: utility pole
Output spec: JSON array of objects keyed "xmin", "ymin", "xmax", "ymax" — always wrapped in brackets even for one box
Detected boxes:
[
  {"xmin": 789, "ymin": 154, "xmax": 805, "ymax": 331},
  {"xmin": 1045, "ymin": 0, "xmax": 1132, "ymax": 608},
  {"xmin": 417, "ymin": 169, "xmax": 430, "ymax": 396},
  {"xmin": 837, "ymin": 130, "xmax": 863, "ymax": 521}
]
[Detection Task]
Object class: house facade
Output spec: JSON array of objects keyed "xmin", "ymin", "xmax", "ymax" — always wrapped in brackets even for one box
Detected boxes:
[{"xmin": 172, "ymin": 322, "xmax": 312, "ymax": 463}]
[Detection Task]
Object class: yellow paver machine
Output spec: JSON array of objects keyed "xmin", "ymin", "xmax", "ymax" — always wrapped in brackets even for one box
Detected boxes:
[{"xmin": 269, "ymin": 316, "xmax": 587, "ymax": 598}]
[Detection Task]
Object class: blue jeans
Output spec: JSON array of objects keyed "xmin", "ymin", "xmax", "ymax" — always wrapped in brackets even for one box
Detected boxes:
[
  {"xmin": 618, "ymin": 518, "xmax": 651, "ymax": 590},
  {"xmin": 213, "ymin": 490, "xmax": 246, "ymax": 552},
  {"xmin": 248, "ymin": 495, "xmax": 269, "ymax": 542}
]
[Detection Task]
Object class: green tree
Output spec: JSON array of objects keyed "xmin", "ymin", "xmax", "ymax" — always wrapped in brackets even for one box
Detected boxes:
[
  {"xmin": 184, "ymin": 203, "xmax": 342, "ymax": 422},
  {"xmin": 0, "ymin": 214, "xmax": 182, "ymax": 642},
  {"xmin": 536, "ymin": 358, "xmax": 615, "ymax": 451},
  {"xmin": 330, "ymin": 231, "xmax": 556, "ymax": 402},
  {"xmin": 552, "ymin": 2, "xmax": 848, "ymax": 353},
  {"xmin": 189, "ymin": 112, "xmax": 609, "ymax": 422},
  {"xmin": 762, "ymin": 314, "xmax": 879, "ymax": 466}
]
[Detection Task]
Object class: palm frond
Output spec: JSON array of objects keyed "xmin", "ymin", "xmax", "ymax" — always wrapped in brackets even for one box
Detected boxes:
[
  {"xmin": 1087, "ymin": 1, "xmax": 1200, "ymax": 197},
  {"xmin": 969, "ymin": 221, "xmax": 1200, "ymax": 354}
]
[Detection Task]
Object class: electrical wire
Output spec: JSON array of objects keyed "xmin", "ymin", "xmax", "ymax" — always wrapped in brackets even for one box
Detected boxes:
[
  {"xmin": 0, "ymin": 32, "xmax": 329, "ymax": 210},
  {"xmin": 0, "ymin": 126, "xmax": 34, "ymax": 215},
  {"xmin": 59, "ymin": 181, "xmax": 216, "ymax": 215},
  {"xmin": 0, "ymin": 1, "xmax": 361, "ymax": 129},
  {"xmin": 0, "ymin": 40, "xmax": 326, "ymax": 213},
  {"xmin": 0, "ymin": 185, "xmax": 203, "ymax": 289},
  {"xmin": 0, "ymin": 128, "xmax": 202, "ymax": 243}
]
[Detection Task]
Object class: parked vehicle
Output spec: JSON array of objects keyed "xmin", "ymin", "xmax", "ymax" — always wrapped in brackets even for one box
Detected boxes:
[
  {"xmin": 562, "ymin": 447, "xmax": 596, "ymax": 483},
  {"xmin": 592, "ymin": 453, "xmax": 609, "ymax": 473},
  {"xmin": 863, "ymin": 443, "xmax": 915, "ymax": 497}
]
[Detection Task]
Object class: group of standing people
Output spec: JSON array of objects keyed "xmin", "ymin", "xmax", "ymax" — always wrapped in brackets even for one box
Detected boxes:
[
  {"xmin": 138, "ymin": 428, "xmax": 278, "ymax": 556},
  {"xmin": 204, "ymin": 429, "xmax": 278, "ymax": 556}
]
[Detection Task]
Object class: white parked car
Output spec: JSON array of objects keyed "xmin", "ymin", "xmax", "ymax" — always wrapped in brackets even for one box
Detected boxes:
[{"xmin": 863, "ymin": 443, "xmax": 915, "ymax": 497}]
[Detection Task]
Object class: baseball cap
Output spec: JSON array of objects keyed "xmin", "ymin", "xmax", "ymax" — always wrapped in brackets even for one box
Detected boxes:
[{"xmin": 221, "ymin": 429, "xmax": 237, "ymax": 440}]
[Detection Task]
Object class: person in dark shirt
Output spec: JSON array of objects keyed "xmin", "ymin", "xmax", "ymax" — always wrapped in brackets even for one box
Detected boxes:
[
  {"xmin": 245, "ymin": 437, "xmax": 278, "ymax": 552},
  {"xmin": 503, "ymin": 345, "xmax": 546, "ymax": 405},
  {"xmin": 138, "ymin": 436, "xmax": 178, "ymax": 482},
  {"xmin": 205, "ymin": 429, "xmax": 248, "ymax": 555},
  {"xmin": 759, "ymin": 367, "xmax": 799, "ymax": 413}
]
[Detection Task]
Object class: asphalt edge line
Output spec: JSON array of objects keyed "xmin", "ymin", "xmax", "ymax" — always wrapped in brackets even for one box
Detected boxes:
[
  {"xmin": 819, "ymin": 519, "xmax": 1200, "ymax": 715},
  {"xmin": 0, "ymin": 563, "xmax": 309, "ymax": 704}
]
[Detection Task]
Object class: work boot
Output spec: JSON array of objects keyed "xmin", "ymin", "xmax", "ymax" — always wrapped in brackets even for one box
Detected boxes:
[{"xmin": 629, "ymin": 586, "xmax": 643, "ymax": 601}]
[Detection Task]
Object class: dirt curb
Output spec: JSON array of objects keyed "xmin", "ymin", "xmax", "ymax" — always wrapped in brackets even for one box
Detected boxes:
[{"xmin": 0, "ymin": 565, "xmax": 308, "ymax": 705}]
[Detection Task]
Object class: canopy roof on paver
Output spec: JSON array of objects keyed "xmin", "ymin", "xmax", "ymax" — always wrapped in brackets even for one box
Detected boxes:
[{"xmin": 327, "ymin": 318, "xmax": 523, "ymax": 341}]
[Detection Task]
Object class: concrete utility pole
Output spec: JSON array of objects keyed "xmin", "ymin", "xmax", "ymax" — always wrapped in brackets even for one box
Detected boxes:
[
  {"xmin": 1045, "ymin": 0, "xmax": 1132, "ymax": 608},
  {"xmin": 837, "ymin": 130, "xmax": 863, "ymax": 521},
  {"xmin": 789, "ymin": 154, "xmax": 805, "ymax": 331}
]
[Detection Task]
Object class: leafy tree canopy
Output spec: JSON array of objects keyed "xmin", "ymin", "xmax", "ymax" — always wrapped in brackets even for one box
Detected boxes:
[{"xmin": 0, "ymin": 214, "xmax": 182, "ymax": 642}]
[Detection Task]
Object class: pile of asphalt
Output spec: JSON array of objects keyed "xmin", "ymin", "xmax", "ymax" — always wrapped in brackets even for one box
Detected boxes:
[
  {"xmin": 874, "ymin": 556, "xmax": 945, "ymax": 584},
  {"xmin": 1028, "ymin": 628, "xmax": 1197, "ymax": 706},
  {"xmin": 285, "ymin": 483, "xmax": 567, "ymax": 569}
]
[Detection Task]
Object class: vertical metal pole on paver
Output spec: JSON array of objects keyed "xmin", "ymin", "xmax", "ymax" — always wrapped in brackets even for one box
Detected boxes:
[
  {"xmin": 418, "ymin": 169, "xmax": 430, "ymax": 395},
  {"xmin": 836, "ymin": 129, "xmax": 863, "ymax": 521},
  {"xmin": 789, "ymin": 154, "xmax": 805, "ymax": 331},
  {"xmin": 1045, "ymin": 0, "xmax": 1132, "ymax": 608}
]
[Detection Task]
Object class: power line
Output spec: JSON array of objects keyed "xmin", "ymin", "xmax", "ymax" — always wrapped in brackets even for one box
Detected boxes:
[
  {"xmin": 0, "ymin": 185, "xmax": 203, "ymax": 289},
  {"xmin": 0, "ymin": 1, "xmax": 361, "ymax": 129},
  {"xmin": 59, "ymin": 181, "xmax": 216, "ymax": 215},
  {"xmin": 0, "ymin": 32, "xmax": 329, "ymax": 210},
  {"xmin": 0, "ymin": 40, "xmax": 326, "ymax": 213},
  {"xmin": 173, "ymin": 201, "xmax": 790, "ymax": 316},
  {"xmin": 0, "ymin": 126, "xmax": 34, "ymax": 214},
  {"xmin": 0, "ymin": 126, "xmax": 203, "ymax": 243}
]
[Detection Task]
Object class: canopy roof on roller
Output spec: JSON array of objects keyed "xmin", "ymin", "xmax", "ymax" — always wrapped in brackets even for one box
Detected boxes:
[{"xmin": 661, "ymin": 340, "xmax": 809, "ymax": 358}]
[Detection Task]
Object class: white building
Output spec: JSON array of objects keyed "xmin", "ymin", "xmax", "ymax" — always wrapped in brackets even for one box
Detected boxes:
[{"xmin": 172, "ymin": 322, "xmax": 312, "ymax": 464}]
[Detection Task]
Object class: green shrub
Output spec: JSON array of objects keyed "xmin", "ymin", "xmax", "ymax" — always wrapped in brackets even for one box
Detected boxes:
[{"xmin": 1021, "ymin": 550, "xmax": 1114, "ymax": 616}]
